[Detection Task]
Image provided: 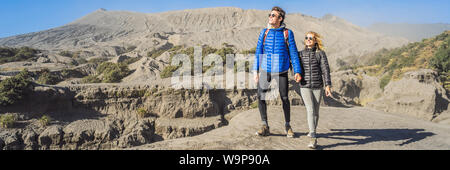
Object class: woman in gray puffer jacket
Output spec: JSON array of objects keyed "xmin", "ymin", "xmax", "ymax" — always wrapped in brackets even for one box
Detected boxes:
[{"xmin": 298, "ymin": 31, "xmax": 332, "ymax": 149}]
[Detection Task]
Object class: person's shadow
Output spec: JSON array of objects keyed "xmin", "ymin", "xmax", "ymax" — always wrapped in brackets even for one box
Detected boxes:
[
  {"xmin": 316, "ymin": 128, "xmax": 435, "ymax": 150},
  {"xmin": 270, "ymin": 132, "xmax": 308, "ymax": 138}
]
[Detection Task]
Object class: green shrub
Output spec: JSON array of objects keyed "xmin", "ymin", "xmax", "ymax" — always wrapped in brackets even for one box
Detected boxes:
[
  {"xmin": 81, "ymin": 61, "xmax": 131, "ymax": 84},
  {"xmin": 250, "ymin": 101, "xmax": 258, "ymax": 109},
  {"xmin": 202, "ymin": 46, "xmax": 218, "ymax": 56},
  {"xmin": 168, "ymin": 45, "xmax": 184, "ymax": 53},
  {"xmin": 59, "ymin": 51, "xmax": 73, "ymax": 57},
  {"xmin": 87, "ymin": 57, "xmax": 109, "ymax": 64},
  {"xmin": 160, "ymin": 65, "xmax": 180, "ymax": 79},
  {"xmin": 137, "ymin": 107, "xmax": 149, "ymax": 118},
  {"xmin": 215, "ymin": 47, "xmax": 234, "ymax": 60},
  {"xmin": 81, "ymin": 75, "xmax": 101, "ymax": 83},
  {"xmin": 103, "ymin": 69, "xmax": 122, "ymax": 83},
  {"xmin": 121, "ymin": 56, "xmax": 141, "ymax": 65},
  {"xmin": 148, "ymin": 48, "xmax": 169, "ymax": 59},
  {"xmin": 0, "ymin": 114, "xmax": 16, "ymax": 128},
  {"xmin": 73, "ymin": 58, "xmax": 88, "ymax": 66},
  {"xmin": 144, "ymin": 87, "xmax": 159, "ymax": 97},
  {"xmin": 61, "ymin": 69, "xmax": 71, "ymax": 78},
  {"xmin": 39, "ymin": 115, "xmax": 51, "ymax": 127},
  {"xmin": 59, "ymin": 50, "xmax": 82, "ymax": 58},
  {"xmin": 0, "ymin": 47, "xmax": 40, "ymax": 64},
  {"xmin": 380, "ymin": 72, "xmax": 393, "ymax": 90},
  {"xmin": 430, "ymin": 40, "xmax": 449, "ymax": 73},
  {"xmin": 162, "ymin": 46, "xmax": 265, "ymax": 78},
  {"xmin": 37, "ymin": 68, "xmax": 60, "ymax": 85},
  {"xmin": 0, "ymin": 69, "xmax": 33, "ymax": 106},
  {"xmin": 241, "ymin": 47, "xmax": 256, "ymax": 55},
  {"xmin": 130, "ymin": 89, "xmax": 147, "ymax": 98},
  {"xmin": 97, "ymin": 62, "xmax": 131, "ymax": 83}
]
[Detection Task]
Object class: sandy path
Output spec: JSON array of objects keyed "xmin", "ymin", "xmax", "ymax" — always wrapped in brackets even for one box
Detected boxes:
[{"xmin": 132, "ymin": 106, "xmax": 450, "ymax": 150}]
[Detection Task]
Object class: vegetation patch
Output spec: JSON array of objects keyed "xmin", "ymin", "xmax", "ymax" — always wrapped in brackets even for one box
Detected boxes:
[
  {"xmin": 379, "ymin": 72, "xmax": 393, "ymax": 90},
  {"xmin": 0, "ymin": 113, "xmax": 16, "ymax": 128},
  {"xmin": 0, "ymin": 69, "xmax": 33, "ymax": 106},
  {"xmin": 0, "ymin": 47, "xmax": 40, "ymax": 64},
  {"xmin": 136, "ymin": 107, "xmax": 158, "ymax": 118},
  {"xmin": 81, "ymin": 62, "xmax": 131, "ymax": 83},
  {"xmin": 161, "ymin": 44, "xmax": 255, "ymax": 79},
  {"xmin": 337, "ymin": 31, "xmax": 449, "ymax": 91},
  {"xmin": 36, "ymin": 68, "xmax": 60, "ymax": 85},
  {"xmin": 39, "ymin": 115, "xmax": 51, "ymax": 127}
]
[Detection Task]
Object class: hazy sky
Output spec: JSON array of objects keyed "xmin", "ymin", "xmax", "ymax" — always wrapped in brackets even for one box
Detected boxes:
[{"xmin": 0, "ymin": 0, "xmax": 449, "ymax": 38}]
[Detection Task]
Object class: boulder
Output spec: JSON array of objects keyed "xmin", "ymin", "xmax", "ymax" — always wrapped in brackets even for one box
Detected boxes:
[
  {"xmin": 0, "ymin": 137, "xmax": 4, "ymax": 150},
  {"xmin": 117, "ymin": 118, "xmax": 155, "ymax": 148},
  {"xmin": 38, "ymin": 125, "xmax": 64, "ymax": 149},
  {"xmin": 37, "ymin": 57, "xmax": 51, "ymax": 63},
  {"xmin": 0, "ymin": 130, "xmax": 22, "ymax": 150},
  {"xmin": 62, "ymin": 119, "xmax": 119, "ymax": 149},
  {"xmin": 367, "ymin": 69, "xmax": 449, "ymax": 121},
  {"xmin": 325, "ymin": 70, "xmax": 383, "ymax": 106},
  {"xmin": 22, "ymin": 129, "xmax": 39, "ymax": 150}
]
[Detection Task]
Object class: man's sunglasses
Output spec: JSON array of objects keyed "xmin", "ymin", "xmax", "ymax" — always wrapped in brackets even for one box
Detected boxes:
[
  {"xmin": 305, "ymin": 37, "xmax": 314, "ymax": 40},
  {"xmin": 268, "ymin": 13, "xmax": 280, "ymax": 18}
]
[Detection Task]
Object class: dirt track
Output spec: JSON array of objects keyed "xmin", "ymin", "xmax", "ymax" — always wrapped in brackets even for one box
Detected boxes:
[{"xmin": 132, "ymin": 106, "xmax": 450, "ymax": 150}]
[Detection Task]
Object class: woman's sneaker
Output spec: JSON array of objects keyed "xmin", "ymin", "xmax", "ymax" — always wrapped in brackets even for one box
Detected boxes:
[
  {"xmin": 256, "ymin": 125, "xmax": 270, "ymax": 136},
  {"xmin": 308, "ymin": 137, "xmax": 318, "ymax": 149},
  {"xmin": 307, "ymin": 132, "xmax": 316, "ymax": 138},
  {"xmin": 285, "ymin": 126, "xmax": 294, "ymax": 138}
]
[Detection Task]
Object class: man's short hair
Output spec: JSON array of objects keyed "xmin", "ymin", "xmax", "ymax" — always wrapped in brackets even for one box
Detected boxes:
[{"xmin": 272, "ymin": 6, "xmax": 286, "ymax": 25}]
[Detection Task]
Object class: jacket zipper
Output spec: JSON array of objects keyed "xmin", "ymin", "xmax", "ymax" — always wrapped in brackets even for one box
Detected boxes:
[
  {"xmin": 268, "ymin": 30, "xmax": 275, "ymax": 73},
  {"xmin": 273, "ymin": 30, "xmax": 276, "ymax": 72},
  {"xmin": 309, "ymin": 51, "xmax": 312, "ymax": 87}
]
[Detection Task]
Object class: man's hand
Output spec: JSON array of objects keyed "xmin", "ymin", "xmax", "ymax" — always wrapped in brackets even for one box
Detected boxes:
[
  {"xmin": 325, "ymin": 85, "xmax": 332, "ymax": 97},
  {"xmin": 294, "ymin": 73, "xmax": 302, "ymax": 83},
  {"xmin": 254, "ymin": 72, "xmax": 259, "ymax": 83}
]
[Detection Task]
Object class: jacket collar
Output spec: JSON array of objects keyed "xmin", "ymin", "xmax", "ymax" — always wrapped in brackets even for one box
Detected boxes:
[
  {"xmin": 306, "ymin": 46, "xmax": 317, "ymax": 52},
  {"xmin": 267, "ymin": 23, "xmax": 286, "ymax": 30}
]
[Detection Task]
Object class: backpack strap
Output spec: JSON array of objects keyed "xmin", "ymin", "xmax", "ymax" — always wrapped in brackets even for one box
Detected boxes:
[
  {"xmin": 284, "ymin": 28, "xmax": 293, "ymax": 71},
  {"xmin": 263, "ymin": 29, "xmax": 270, "ymax": 46},
  {"xmin": 262, "ymin": 28, "xmax": 289, "ymax": 47},
  {"xmin": 284, "ymin": 28, "xmax": 289, "ymax": 47}
]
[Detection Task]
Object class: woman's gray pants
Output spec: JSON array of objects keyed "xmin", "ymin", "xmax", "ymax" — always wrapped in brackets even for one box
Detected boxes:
[{"xmin": 300, "ymin": 88, "xmax": 323, "ymax": 138}]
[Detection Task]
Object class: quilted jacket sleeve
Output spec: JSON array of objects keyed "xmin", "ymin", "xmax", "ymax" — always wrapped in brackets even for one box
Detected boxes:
[
  {"xmin": 319, "ymin": 50, "xmax": 332, "ymax": 87},
  {"xmin": 287, "ymin": 30, "xmax": 302, "ymax": 74},
  {"xmin": 252, "ymin": 29, "xmax": 266, "ymax": 72}
]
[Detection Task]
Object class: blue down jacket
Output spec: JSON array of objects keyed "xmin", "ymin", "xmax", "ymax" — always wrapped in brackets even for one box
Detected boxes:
[{"xmin": 252, "ymin": 26, "xmax": 301, "ymax": 74}]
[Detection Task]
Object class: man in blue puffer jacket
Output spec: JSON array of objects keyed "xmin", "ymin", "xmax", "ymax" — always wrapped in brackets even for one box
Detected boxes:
[{"xmin": 253, "ymin": 6, "xmax": 302, "ymax": 138}]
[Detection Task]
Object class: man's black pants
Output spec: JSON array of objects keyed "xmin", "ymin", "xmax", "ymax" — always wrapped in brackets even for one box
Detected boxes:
[{"xmin": 257, "ymin": 71, "xmax": 290, "ymax": 126}]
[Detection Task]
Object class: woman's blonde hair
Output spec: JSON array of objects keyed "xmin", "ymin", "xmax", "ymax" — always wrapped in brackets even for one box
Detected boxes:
[{"xmin": 304, "ymin": 31, "xmax": 324, "ymax": 51}]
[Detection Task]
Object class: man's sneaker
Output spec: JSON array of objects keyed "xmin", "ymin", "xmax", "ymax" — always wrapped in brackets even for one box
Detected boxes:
[
  {"xmin": 308, "ymin": 137, "xmax": 318, "ymax": 149},
  {"xmin": 256, "ymin": 125, "xmax": 270, "ymax": 136},
  {"xmin": 285, "ymin": 126, "xmax": 294, "ymax": 138}
]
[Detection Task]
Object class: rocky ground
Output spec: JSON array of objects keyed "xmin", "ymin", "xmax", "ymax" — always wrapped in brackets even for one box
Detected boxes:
[
  {"xmin": 132, "ymin": 106, "xmax": 450, "ymax": 150},
  {"xmin": 0, "ymin": 7, "xmax": 448, "ymax": 151},
  {"xmin": 1, "ymin": 67, "xmax": 449, "ymax": 150},
  {"xmin": 0, "ymin": 84, "xmax": 255, "ymax": 150}
]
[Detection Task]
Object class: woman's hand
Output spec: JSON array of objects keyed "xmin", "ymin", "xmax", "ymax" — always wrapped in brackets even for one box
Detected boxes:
[
  {"xmin": 294, "ymin": 73, "xmax": 302, "ymax": 83},
  {"xmin": 325, "ymin": 85, "xmax": 332, "ymax": 97}
]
